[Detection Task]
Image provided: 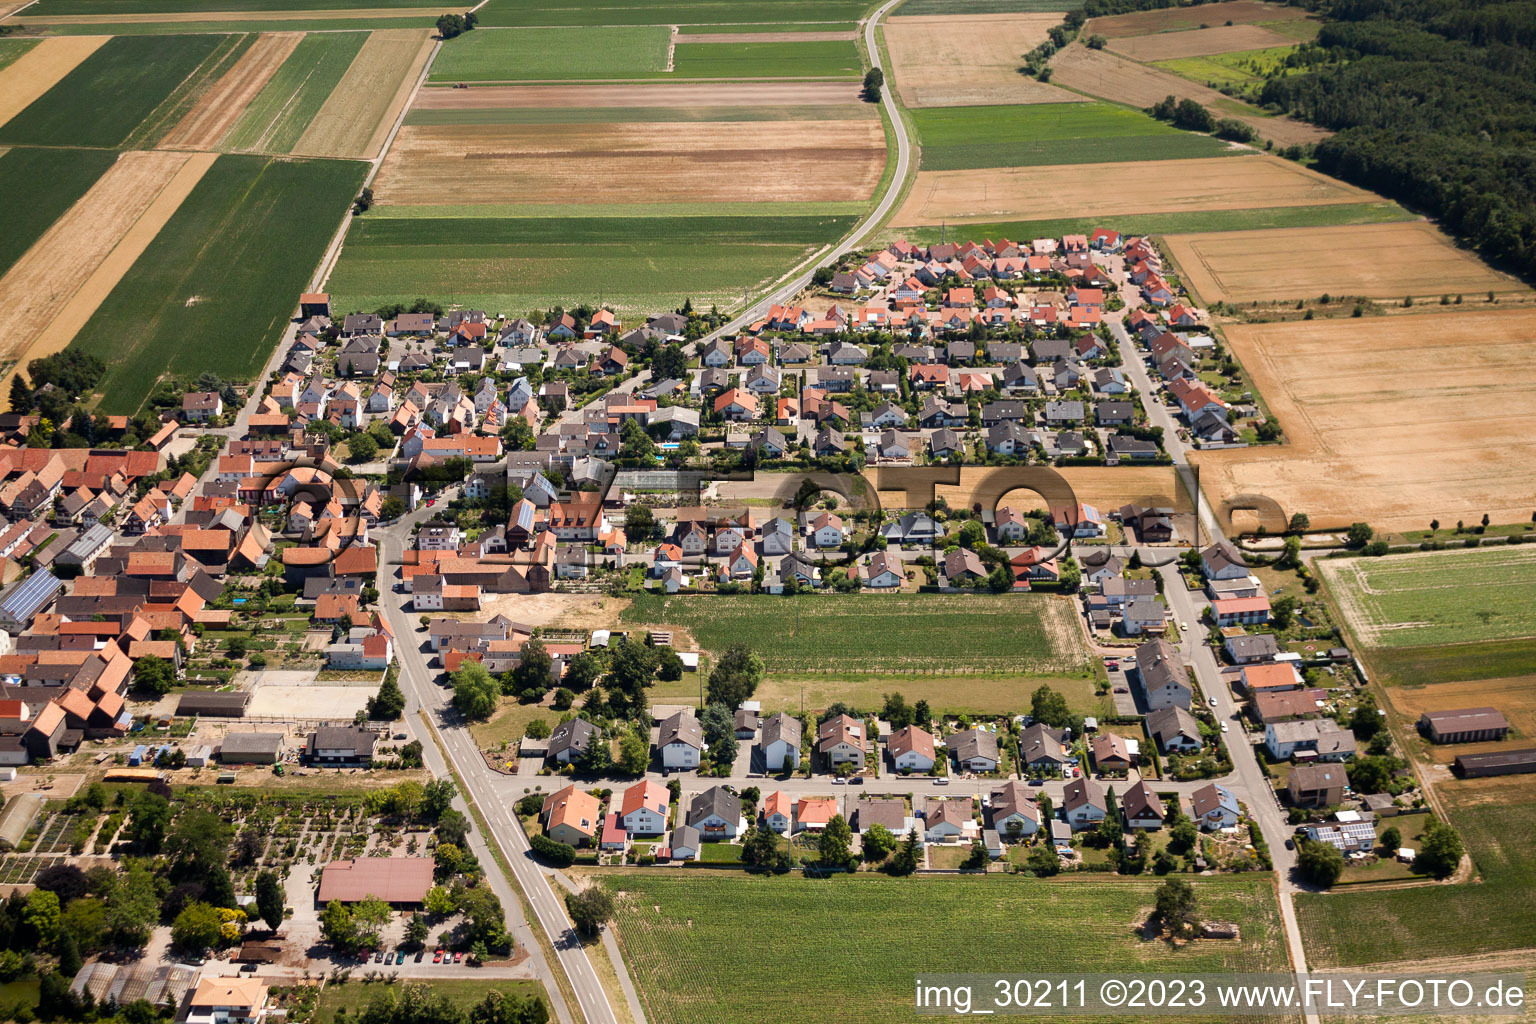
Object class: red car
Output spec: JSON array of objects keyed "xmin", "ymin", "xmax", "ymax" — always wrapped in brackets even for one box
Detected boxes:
[
  {"xmin": 433, "ymin": 949, "xmax": 443, "ymax": 963},
  {"xmin": 453, "ymin": 951, "xmax": 464, "ymax": 964},
  {"xmin": 426, "ymin": 498, "xmax": 436, "ymax": 506}
]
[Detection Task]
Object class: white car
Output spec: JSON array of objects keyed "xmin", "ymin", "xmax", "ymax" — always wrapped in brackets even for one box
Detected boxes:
[
  {"xmin": 1220, "ymin": 722, "xmax": 1230, "ymax": 733},
  {"xmin": 1209, "ymin": 697, "xmax": 1218, "ymax": 707},
  {"xmin": 1179, "ymin": 621, "xmax": 1188, "ymax": 631}
]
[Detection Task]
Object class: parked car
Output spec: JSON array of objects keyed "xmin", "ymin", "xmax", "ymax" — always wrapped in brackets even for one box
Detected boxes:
[
  {"xmin": 1285, "ymin": 838, "xmax": 1295, "ymax": 850},
  {"xmin": 850, "ymin": 777, "xmax": 864, "ymax": 785},
  {"xmin": 831, "ymin": 777, "xmax": 846, "ymax": 785},
  {"xmin": 433, "ymin": 950, "xmax": 443, "ymax": 963},
  {"xmin": 415, "ymin": 951, "xmax": 424, "ymax": 962},
  {"xmin": 396, "ymin": 952, "xmax": 406, "ymax": 964},
  {"xmin": 1209, "ymin": 696, "xmax": 1218, "ymax": 707},
  {"xmin": 453, "ymin": 951, "xmax": 464, "ymax": 964},
  {"xmin": 933, "ymin": 778, "xmax": 950, "ymax": 786},
  {"xmin": 1029, "ymin": 779, "xmax": 1044, "ymax": 786},
  {"xmin": 1220, "ymin": 722, "xmax": 1229, "ymax": 733},
  {"xmin": 374, "ymin": 951, "xmax": 384, "ymax": 963}
]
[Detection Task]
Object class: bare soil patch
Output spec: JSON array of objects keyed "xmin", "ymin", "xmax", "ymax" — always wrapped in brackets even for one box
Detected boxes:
[
  {"xmin": 885, "ymin": 13, "xmax": 1085, "ymax": 107},
  {"xmin": 0, "ymin": 35, "xmax": 108, "ymax": 129},
  {"xmin": 476, "ymin": 592, "xmax": 628, "ymax": 630},
  {"xmin": 1050, "ymin": 43, "xmax": 1328, "ymax": 147},
  {"xmin": 292, "ymin": 27, "xmax": 432, "ymax": 159},
  {"xmin": 160, "ymin": 31, "xmax": 301, "ymax": 151},
  {"xmin": 1164, "ymin": 221, "xmax": 1528, "ymax": 305},
  {"xmin": 12, "ymin": 7, "xmax": 441, "ymax": 23},
  {"xmin": 1193, "ymin": 309, "xmax": 1536, "ymax": 532},
  {"xmin": 373, "ymin": 120, "xmax": 885, "ymax": 204},
  {"xmin": 867, "ymin": 465, "xmax": 1195, "ymax": 517},
  {"xmin": 412, "ymin": 80, "xmax": 865, "ymax": 109},
  {"xmin": 1087, "ymin": 0, "xmax": 1311, "ymax": 38},
  {"xmin": 1109, "ymin": 23, "xmax": 1297, "ymax": 60},
  {"xmin": 892, "ymin": 154, "xmax": 1366, "ymax": 226},
  {"xmin": 680, "ymin": 30, "xmax": 855, "ymax": 43},
  {"xmin": 0, "ymin": 150, "xmax": 216, "ymax": 407},
  {"xmin": 1387, "ymin": 675, "xmax": 1536, "ymax": 766}
]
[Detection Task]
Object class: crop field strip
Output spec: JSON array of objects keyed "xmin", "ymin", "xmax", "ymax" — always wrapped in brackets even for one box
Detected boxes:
[
  {"xmin": 1194, "ymin": 309, "xmax": 1536, "ymax": 537},
  {"xmin": 28, "ymin": 16, "xmax": 436, "ymax": 32},
  {"xmin": 0, "ymin": 38, "xmax": 39, "ymax": 71},
  {"xmin": 892, "ymin": 154, "xmax": 1371, "ymax": 227},
  {"xmin": 0, "ymin": 35, "xmax": 109, "ymax": 130},
  {"xmin": 471, "ymin": 0, "xmax": 875, "ymax": 27},
  {"xmin": 67, "ymin": 154, "xmax": 367, "ymax": 413},
  {"xmin": 885, "ymin": 13, "xmax": 1084, "ymax": 108},
  {"xmin": 0, "ymin": 33, "xmax": 226, "ymax": 148},
  {"xmin": 22, "ymin": 0, "xmax": 435, "ymax": 12},
  {"xmin": 406, "ymin": 103, "xmax": 875, "ymax": 125},
  {"xmin": 676, "ymin": 22, "xmax": 858, "ymax": 34},
  {"xmin": 613, "ymin": 874, "xmax": 1288, "ymax": 1024},
  {"xmin": 124, "ymin": 32, "xmax": 257, "ymax": 149},
  {"xmin": 912, "ymin": 101, "xmax": 1241, "ymax": 170},
  {"xmin": 1083, "ymin": 0, "xmax": 1313, "ymax": 38},
  {"xmin": 1106, "ymin": 23, "xmax": 1308, "ymax": 61},
  {"xmin": 0, "ymin": 147, "xmax": 119, "ymax": 278},
  {"xmin": 620, "ymin": 592, "xmax": 1090, "ymax": 676},
  {"xmin": 13, "ymin": 5, "xmax": 440, "ymax": 20},
  {"xmin": 222, "ymin": 30, "xmax": 367, "ymax": 153},
  {"xmin": 291, "ymin": 28, "xmax": 433, "ymax": 159},
  {"xmin": 1153, "ymin": 45, "xmax": 1311, "ymax": 92},
  {"xmin": 670, "ymin": 39, "xmax": 863, "ymax": 78},
  {"xmin": 410, "ymin": 80, "xmax": 867, "ymax": 109},
  {"xmin": 158, "ymin": 30, "xmax": 302, "ymax": 151},
  {"xmin": 896, "ymin": 0, "xmax": 1082, "ymax": 13},
  {"xmin": 428, "ymin": 26, "xmax": 671, "ymax": 82}
]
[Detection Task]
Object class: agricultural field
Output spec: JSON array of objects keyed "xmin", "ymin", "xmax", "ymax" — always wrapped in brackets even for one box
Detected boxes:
[
  {"xmin": 1154, "ymin": 45, "xmax": 1311, "ymax": 93},
  {"xmin": 65, "ymin": 154, "xmax": 367, "ymax": 413},
  {"xmin": 1296, "ymin": 779, "xmax": 1536, "ymax": 966},
  {"xmin": 1164, "ymin": 220, "xmax": 1526, "ymax": 305},
  {"xmin": 23, "ymin": 0, "xmax": 435, "ymax": 12},
  {"xmin": 327, "ymin": 211, "xmax": 860, "ymax": 323},
  {"xmin": 222, "ymin": 31, "xmax": 367, "ymax": 153},
  {"xmin": 0, "ymin": 147, "xmax": 118, "ymax": 277},
  {"xmin": 676, "ymin": 23, "xmax": 858, "ymax": 34},
  {"xmin": 1049, "ymin": 43, "xmax": 1328, "ymax": 147},
  {"xmin": 1196, "ymin": 310, "xmax": 1536, "ymax": 536},
  {"xmin": 471, "ymin": 0, "xmax": 875, "ymax": 27},
  {"xmin": 158, "ymin": 30, "xmax": 300, "ymax": 150},
  {"xmin": 1108, "ymin": 23, "xmax": 1311, "ymax": 61},
  {"xmin": 884, "ymin": 13, "xmax": 1083, "ymax": 107},
  {"xmin": 0, "ymin": 36, "xmax": 109, "ymax": 128},
  {"xmin": 892, "ymin": 154, "xmax": 1369, "ymax": 227},
  {"xmin": 670, "ymin": 39, "xmax": 864, "ymax": 78},
  {"xmin": 619, "ymin": 592, "xmax": 1090, "ymax": 677},
  {"xmin": 912, "ymin": 101, "xmax": 1239, "ymax": 171},
  {"xmin": 290, "ymin": 28, "xmax": 433, "ymax": 159},
  {"xmin": 1387, "ymin": 675, "xmax": 1536, "ymax": 766},
  {"xmin": 612, "ymin": 874, "xmax": 1288, "ymax": 1024},
  {"xmin": 898, "ymin": 0, "xmax": 1080, "ymax": 12},
  {"xmin": 1085, "ymin": 0, "xmax": 1313, "ymax": 39},
  {"xmin": 427, "ymin": 26, "xmax": 671, "ymax": 82},
  {"xmin": 0, "ymin": 38, "xmax": 38, "ymax": 71}
]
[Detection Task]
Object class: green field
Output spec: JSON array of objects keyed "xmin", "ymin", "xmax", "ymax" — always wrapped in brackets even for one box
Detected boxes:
[
  {"xmin": 613, "ymin": 874, "xmax": 1286, "ymax": 1024},
  {"xmin": 0, "ymin": 147, "xmax": 118, "ymax": 278},
  {"xmin": 676, "ymin": 22, "xmax": 858, "ymax": 32},
  {"xmin": 1297, "ymin": 788, "xmax": 1536, "ymax": 965},
  {"xmin": 672, "ymin": 39, "xmax": 864, "ymax": 78},
  {"xmin": 428, "ymin": 26, "xmax": 671, "ymax": 82},
  {"xmin": 328, "ymin": 211, "xmax": 855, "ymax": 319},
  {"xmin": 913, "ymin": 101, "xmax": 1240, "ymax": 171},
  {"xmin": 0, "ymin": 34, "xmax": 224, "ymax": 148},
  {"xmin": 474, "ymin": 0, "xmax": 874, "ymax": 27},
  {"xmin": 1366, "ymin": 637, "xmax": 1536, "ymax": 688},
  {"xmin": 1155, "ymin": 45, "xmax": 1314, "ymax": 94},
  {"xmin": 68, "ymin": 154, "xmax": 367, "ymax": 413},
  {"xmin": 25, "ymin": 0, "xmax": 429, "ymax": 12},
  {"xmin": 34, "ymin": 17, "xmax": 432, "ymax": 32},
  {"xmin": 406, "ymin": 103, "xmax": 874, "ymax": 125},
  {"xmin": 223, "ymin": 31, "xmax": 368, "ymax": 153},
  {"xmin": 891, "ymin": 202, "xmax": 1416, "ymax": 245},
  {"xmin": 0, "ymin": 38, "xmax": 39, "ymax": 71},
  {"xmin": 896, "ymin": 0, "xmax": 1080, "ymax": 11},
  {"xmin": 620, "ymin": 592, "xmax": 1091, "ymax": 677},
  {"xmin": 1317, "ymin": 547, "xmax": 1536, "ymax": 651},
  {"xmin": 124, "ymin": 32, "xmax": 254, "ymax": 148}
]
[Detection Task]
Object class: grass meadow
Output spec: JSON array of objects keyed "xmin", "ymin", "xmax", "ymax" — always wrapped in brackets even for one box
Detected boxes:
[
  {"xmin": 327, "ymin": 211, "xmax": 855, "ymax": 319},
  {"xmin": 913, "ymin": 102, "xmax": 1239, "ymax": 171},
  {"xmin": 0, "ymin": 34, "xmax": 224, "ymax": 147},
  {"xmin": 223, "ymin": 31, "xmax": 368, "ymax": 153},
  {"xmin": 672, "ymin": 39, "xmax": 864, "ymax": 78},
  {"xmin": 0, "ymin": 147, "xmax": 118, "ymax": 277},
  {"xmin": 473, "ymin": 0, "xmax": 874, "ymax": 27},
  {"xmin": 611, "ymin": 874, "xmax": 1286, "ymax": 1024},
  {"xmin": 428, "ymin": 26, "xmax": 671, "ymax": 82},
  {"xmin": 620, "ymin": 592, "xmax": 1092, "ymax": 677},
  {"xmin": 1366, "ymin": 637, "xmax": 1536, "ymax": 688},
  {"xmin": 69, "ymin": 154, "xmax": 366, "ymax": 412},
  {"xmin": 1155, "ymin": 45, "xmax": 1313, "ymax": 94}
]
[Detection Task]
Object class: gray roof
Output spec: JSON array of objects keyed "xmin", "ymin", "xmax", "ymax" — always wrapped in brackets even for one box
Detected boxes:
[
  {"xmin": 548, "ymin": 718, "xmax": 596, "ymax": 758},
  {"xmin": 1062, "ymin": 777, "xmax": 1105, "ymax": 813},
  {"xmin": 307, "ymin": 727, "xmax": 376, "ymax": 757},
  {"xmin": 1146, "ymin": 705, "xmax": 1201, "ymax": 747},
  {"xmin": 0, "ymin": 570, "xmax": 62, "ymax": 625},
  {"xmin": 220, "ymin": 732, "xmax": 285, "ymax": 755},
  {"xmin": 687, "ymin": 786, "xmax": 740, "ymax": 826},
  {"xmin": 1135, "ymin": 639, "xmax": 1187, "ymax": 696},
  {"xmin": 948, "ymin": 727, "xmax": 999, "ymax": 764},
  {"xmin": 761, "ymin": 712, "xmax": 801, "ymax": 749},
  {"xmin": 659, "ymin": 710, "xmax": 703, "ymax": 750},
  {"xmin": 671, "ymin": 825, "xmax": 700, "ymax": 851},
  {"xmin": 60, "ymin": 523, "xmax": 114, "ymax": 562},
  {"xmin": 1227, "ymin": 633, "xmax": 1280, "ymax": 660},
  {"xmin": 853, "ymin": 797, "xmax": 908, "ymax": 832},
  {"xmin": 1019, "ymin": 723, "xmax": 1068, "ymax": 764}
]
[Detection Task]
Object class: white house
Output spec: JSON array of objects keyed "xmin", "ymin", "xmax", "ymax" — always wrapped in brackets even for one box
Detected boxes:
[
  {"xmin": 888, "ymin": 725, "xmax": 936, "ymax": 773},
  {"xmin": 1063, "ymin": 777, "xmax": 1107, "ymax": 830},
  {"xmin": 1190, "ymin": 783, "xmax": 1240, "ymax": 830},
  {"xmin": 809, "ymin": 512, "xmax": 846, "ymax": 549},
  {"xmin": 761, "ymin": 712, "xmax": 802, "ymax": 771},
  {"xmin": 618, "ymin": 780, "xmax": 670, "ymax": 836},
  {"xmin": 658, "ymin": 711, "xmax": 703, "ymax": 770}
]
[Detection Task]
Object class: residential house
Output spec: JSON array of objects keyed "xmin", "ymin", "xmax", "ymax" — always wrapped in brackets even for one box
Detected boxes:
[
  {"xmin": 889, "ymin": 725, "xmax": 936, "ymax": 773},
  {"xmin": 1134, "ymin": 639, "xmax": 1191, "ymax": 709},
  {"xmin": 1121, "ymin": 781, "xmax": 1166, "ymax": 830},
  {"xmin": 658, "ymin": 710, "xmax": 703, "ymax": 770},
  {"xmin": 949, "ymin": 727, "xmax": 1000, "ymax": 773},
  {"xmin": 988, "ymin": 781, "xmax": 1041, "ymax": 837},
  {"xmin": 817, "ymin": 713, "xmax": 866, "ymax": 768},
  {"xmin": 761, "ymin": 712, "xmax": 802, "ymax": 771},
  {"xmin": 542, "ymin": 785, "xmax": 600, "ymax": 846},
  {"xmin": 1062, "ymin": 777, "xmax": 1107, "ymax": 830},
  {"xmin": 619, "ymin": 780, "xmax": 670, "ymax": 835},
  {"xmin": 687, "ymin": 786, "xmax": 744, "ymax": 838},
  {"xmin": 1190, "ymin": 782, "xmax": 1240, "ymax": 831},
  {"xmin": 1146, "ymin": 706, "xmax": 1202, "ymax": 753},
  {"xmin": 1288, "ymin": 764, "xmax": 1346, "ymax": 808}
]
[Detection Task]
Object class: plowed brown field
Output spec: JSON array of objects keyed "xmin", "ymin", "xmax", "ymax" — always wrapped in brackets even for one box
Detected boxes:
[
  {"xmin": 292, "ymin": 28, "xmax": 432, "ymax": 159},
  {"xmin": 0, "ymin": 35, "xmax": 109, "ymax": 129},
  {"xmin": 1109, "ymin": 23, "xmax": 1297, "ymax": 60},
  {"xmin": 0, "ymin": 151, "xmax": 215, "ymax": 400},
  {"xmin": 1163, "ymin": 221, "xmax": 1528, "ymax": 304},
  {"xmin": 411, "ymin": 80, "xmax": 866, "ymax": 109},
  {"xmin": 1194, "ymin": 309, "xmax": 1536, "ymax": 531},
  {"xmin": 159, "ymin": 31, "xmax": 301, "ymax": 151},
  {"xmin": 892, "ymin": 154, "xmax": 1365, "ymax": 226},
  {"xmin": 1050, "ymin": 43, "xmax": 1328, "ymax": 147},
  {"xmin": 885, "ymin": 13, "xmax": 1085, "ymax": 107},
  {"xmin": 1087, "ymin": 0, "xmax": 1311, "ymax": 38},
  {"xmin": 372, "ymin": 120, "xmax": 886, "ymax": 204}
]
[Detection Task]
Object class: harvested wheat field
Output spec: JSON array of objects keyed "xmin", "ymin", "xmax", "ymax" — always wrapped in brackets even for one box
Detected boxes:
[
  {"xmin": 1194, "ymin": 309, "xmax": 1536, "ymax": 532},
  {"xmin": 1109, "ymin": 23, "xmax": 1299, "ymax": 60},
  {"xmin": 373, "ymin": 120, "xmax": 885, "ymax": 204},
  {"xmin": 0, "ymin": 151, "xmax": 213, "ymax": 386},
  {"xmin": 892, "ymin": 154, "xmax": 1366, "ymax": 226},
  {"xmin": 1050, "ymin": 44, "xmax": 1327, "ymax": 147},
  {"xmin": 0, "ymin": 35, "xmax": 109, "ymax": 129},
  {"xmin": 291, "ymin": 28, "xmax": 431, "ymax": 159},
  {"xmin": 1088, "ymin": 0, "xmax": 1311, "ymax": 38},
  {"xmin": 159, "ymin": 32, "xmax": 302, "ymax": 151},
  {"xmin": 1164, "ymin": 221, "xmax": 1528, "ymax": 304},
  {"xmin": 412, "ymin": 80, "xmax": 865, "ymax": 109},
  {"xmin": 885, "ymin": 13, "xmax": 1086, "ymax": 107},
  {"xmin": 1388, "ymin": 676, "xmax": 1536, "ymax": 766}
]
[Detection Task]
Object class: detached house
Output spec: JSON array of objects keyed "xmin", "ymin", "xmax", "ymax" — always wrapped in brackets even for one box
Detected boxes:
[
  {"xmin": 817, "ymin": 713, "xmax": 866, "ymax": 768},
  {"xmin": 889, "ymin": 725, "xmax": 936, "ymax": 773}
]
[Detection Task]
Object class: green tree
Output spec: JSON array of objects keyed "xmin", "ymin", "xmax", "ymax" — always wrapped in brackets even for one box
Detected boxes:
[
  {"xmin": 1168, "ymin": 818, "xmax": 1199, "ymax": 856},
  {"xmin": 320, "ymin": 900, "xmax": 357, "ymax": 951},
  {"xmin": 861, "ymin": 66, "xmax": 884, "ymax": 101},
  {"xmin": 706, "ymin": 645, "xmax": 765, "ymax": 708},
  {"xmin": 1027, "ymin": 844, "xmax": 1061, "ymax": 876},
  {"xmin": 255, "ymin": 870, "xmax": 285, "ymax": 932},
  {"xmin": 818, "ymin": 814, "xmax": 853, "ymax": 870},
  {"xmin": 171, "ymin": 902, "xmax": 223, "ymax": 954},
  {"xmin": 1270, "ymin": 595, "xmax": 1299, "ymax": 631},
  {"xmin": 133, "ymin": 654, "xmax": 176, "ymax": 696},
  {"xmin": 1417, "ymin": 821, "xmax": 1463, "ymax": 879},
  {"xmin": 422, "ymin": 778, "xmax": 457, "ymax": 821},
  {"xmin": 351, "ymin": 895, "xmax": 391, "ymax": 948},
  {"xmin": 862, "ymin": 823, "xmax": 897, "ymax": 862},
  {"xmin": 367, "ymin": 668, "xmax": 406, "ymax": 720},
  {"xmin": 888, "ymin": 827, "xmax": 920, "ymax": 875},
  {"xmin": 1297, "ymin": 839, "xmax": 1345, "ymax": 887},
  {"xmin": 656, "ymin": 647, "xmax": 684, "ymax": 682},
  {"xmin": 1030, "ymin": 684, "xmax": 1074, "ymax": 731},
  {"xmin": 1288, "ymin": 512, "xmax": 1311, "ymax": 533},
  {"xmin": 406, "ymin": 914, "xmax": 430, "ymax": 947},
  {"xmin": 23, "ymin": 889, "xmax": 60, "ymax": 946},
  {"xmin": 566, "ymin": 884, "xmax": 615, "ymax": 936},
  {"xmin": 623, "ymin": 505, "xmax": 656, "ymax": 539},
  {"xmin": 424, "ymin": 885, "xmax": 457, "ymax": 917},
  {"xmin": 605, "ymin": 641, "xmax": 658, "ymax": 719},
  {"xmin": 55, "ymin": 930, "xmax": 82, "ymax": 978},
  {"xmin": 1154, "ymin": 877, "xmax": 1198, "ymax": 936},
  {"xmin": 1379, "ymin": 826, "xmax": 1402, "ymax": 853},
  {"xmin": 510, "ymin": 639, "xmax": 557, "ymax": 699},
  {"xmin": 452, "ymin": 661, "xmax": 500, "ymax": 721},
  {"xmin": 563, "ymin": 652, "xmax": 602, "ymax": 691},
  {"xmin": 347, "ymin": 432, "xmax": 379, "ymax": 462},
  {"xmin": 1346, "ymin": 522, "xmax": 1375, "ymax": 548},
  {"xmin": 618, "ymin": 729, "xmax": 650, "ymax": 776},
  {"xmin": 106, "ymin": 864, "xmax": 160, "ymax": 947},
  {"xmin": 128, "ymin": 791, "xmax": 172, "ymax": 852}
]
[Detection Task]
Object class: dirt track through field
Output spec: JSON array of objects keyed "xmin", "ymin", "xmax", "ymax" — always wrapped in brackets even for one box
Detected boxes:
[
  {"xmin": 1050, "ymin": 43, "xmax": 1328, "ymax": 147},
  {"xmin": 412, "ymin": 80, "xmax": 865, "ymax": 109},
  {"xmin": 1164, "ymin": 221, "xmax": 1527, "ymax": 304},
  {"xmin": 292, "ymin": 27, "xmax": 431, "ymax": 159},
  {"xmin": 1087, "ymin": 0, "xmax": 1311, "ymax": 38},
  {"xmin": 12, "ymin": 6, "xmax": 440, "ymax": 22},
  {"xmin": 1109, "ymin": 23, "xmax": 1298, "ymax": 60},
  {"xmin": 892, "ymin": 154, "xmax": 1366, "ymax": 226},
  {"xmin": 373, "ymin": 120, "xmax": 885, "ymax": 204},
  {"xmin": 0, "ymin": 35, "xmax": 109, "ymax": 130},
  {"xmin": 0, "ymin": 151, "xmax": 215, "ymax": 406},
  {"xmin": 159, "ymin": 31, "xmax": 301, "ymax": 151},
  {"xmin": 1194, "ymin": 308, "xmax": 1536, "ymax": 531},
  {"xmin": 885, "ymin": 12, "xmax": 1085, "ymax": 107}
]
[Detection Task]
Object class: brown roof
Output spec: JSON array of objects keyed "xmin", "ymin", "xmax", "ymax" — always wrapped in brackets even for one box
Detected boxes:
[
  {"xmin": 888, "ymin": 724, "xmax": 935, "ymax": 762},
  {"xmin": 316, "ymin": 857, "xmax": 433, "ymax": 904}
]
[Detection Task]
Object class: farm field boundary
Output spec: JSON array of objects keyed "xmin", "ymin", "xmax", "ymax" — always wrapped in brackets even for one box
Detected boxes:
[
  {"xmin": 0, "ymin": 35, "xmax": 108, "ymax": 130},
  {"xmin": 1107, "ymin": 23, "xmax": 1304, "ymax": 61},
  {"xmin": 158, "ymin": 30, "xmax": 302, "ymax": 151},
  {"xmin": 1386, "ymin": 674, "xmax": 1536, "ymax": 766},
  {"xmin": 222, "ymin": 30, "xmax": 367, "ymax": 153},
  {"xmin": 410, "ymin": 81, "xmax": 864, "ymax": 108},
  {"xmin": 13, "ymin": 5, "xmax": 440, "ymax": 21},
  {"xmin": 0, "ymin": 146, "xmax": 119, "ymax": 279},
  {"xmin": 885, "ymin": 12, "xmax": 1083, "ymax": 107},
  {"xmin": 291, "ymin": 28, "xmax": 432, "ymax": 159},
  {"xmin": 470, "ymin": 0, "xmax": 875, "ymax": 27},
  {"xmin": 427, "ymin": 26, "xmax": 671, "ymax": 83}
]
